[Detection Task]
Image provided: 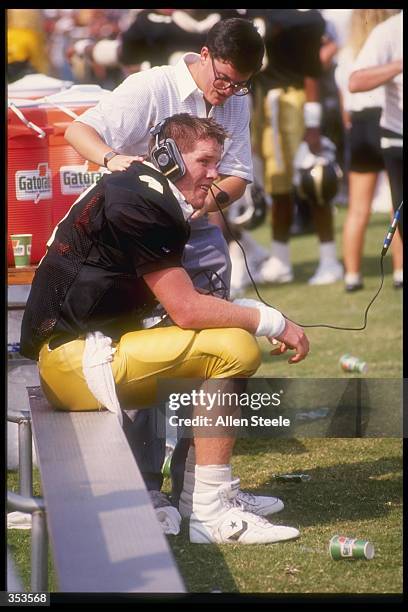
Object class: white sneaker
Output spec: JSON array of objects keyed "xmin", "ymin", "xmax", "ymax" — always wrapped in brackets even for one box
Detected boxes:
[
  {"xmin": 179, "ymin": 471, "xmax": 283, "ymax": 518},
  {"xmin": 190, "ymin": 479, "xmax": 299, "ymax": 544},
  {"xmin": 256, "ymin": 256, "xmax": 294, "ymax": 284},
  {"xmin": 308, "ymin": 260, "xmax": 343, "ymax": 285}
]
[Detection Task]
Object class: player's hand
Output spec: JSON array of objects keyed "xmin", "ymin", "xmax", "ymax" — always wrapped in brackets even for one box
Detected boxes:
[
  {"xmin": 106, "ymin": 154, "xmax": 144, "ymax": 172},
  {"xmin": 268, "ymin": 319, "xmax": 310, "ymax": 364}
]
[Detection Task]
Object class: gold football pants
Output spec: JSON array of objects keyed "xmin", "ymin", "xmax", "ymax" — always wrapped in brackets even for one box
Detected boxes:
[
  {"xmin": 38, "ymin": 327, "xmax": 261, "ymax": 411},
  {"xmin": 252, "ymin": 85, "xmax": 306, "ymax": 194}
]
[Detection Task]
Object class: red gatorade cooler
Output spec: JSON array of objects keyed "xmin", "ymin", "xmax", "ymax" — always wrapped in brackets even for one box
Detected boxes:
[
  {"xmin": 7, "ymin": 99, "xmax": 54, "ymax": 265},
  {"xmin": 37, "ymin": 85, "xmax": 110, "ymax": 227}
]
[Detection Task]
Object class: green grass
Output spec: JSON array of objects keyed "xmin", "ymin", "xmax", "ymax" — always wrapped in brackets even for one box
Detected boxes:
[
  {"xmin": 7, "ymin": 470, "xmax": 58, "ymax": 592},
  {"xmin": 7, "ymin": 207, "xmax": 403, "ymax": 595},
  {"xmin": 246, "ymin": 207, "xmax": 402, "ymax": 379},
  {"xmin": 165, "ymin": 438, "xmax": 402, "ymax": 594}
]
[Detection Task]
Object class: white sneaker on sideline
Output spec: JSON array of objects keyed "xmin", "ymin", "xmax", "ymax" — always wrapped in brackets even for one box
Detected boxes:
[
  {"xmin": 190, "ymin": 479, "xmax": 299, "ymax": 544},
  {"xmin": 308, "ymin": 260, "xmax": 343, "ymax": 285},
  {"xmin": 179, "ymin": 471, "xmax": 284, "ymax": 518},
  {"xmin": 256, "ymin": 256, "xmax": 294, "ymax": 284}
]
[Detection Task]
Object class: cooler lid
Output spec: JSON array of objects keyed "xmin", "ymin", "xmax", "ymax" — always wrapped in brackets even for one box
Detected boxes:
[
  {"xmin": 8, "ymin": 73, "xmax": 73, "ymax": 97},
  {"xmin": 38, "ymin": 84, "xmax": 111, "ymax": 105},
  {"xmin": 8, "ymin": 98, "xmax": 41, "ymax": 108}
]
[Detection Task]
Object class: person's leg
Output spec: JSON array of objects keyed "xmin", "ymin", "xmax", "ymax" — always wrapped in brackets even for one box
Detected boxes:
[
  {"xmin": 125, "ymin": 218, "xmax": 233, "ymax": 501},
  {"xmin": 257, "ymin": 88, "xmax": 305, "ymax": 284},
  {"xmin": 342, "ymin": 171, "xmax": 378, "ymax": 290},
  {"xmin": 390, "ymin": 216, "xmax": 403, "ymax": 288},
  {"xmin": 39, "ymin": 327, "xmax": 298, "ymax": 543},
  {"xmin": 381, "ymin": 136, "xmax": 403, "ymax": 238},
  {"xmin": 185, "ymin": 377, "xmax": 298, "ymax": 545},
  {"xmin": 122, "ymin": 409, "xmax": 165, "ymax": 491}
]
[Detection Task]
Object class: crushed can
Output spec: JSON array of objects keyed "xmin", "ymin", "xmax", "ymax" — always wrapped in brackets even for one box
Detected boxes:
[
  {"xmin": 329, "ymin": 535, "xmax": 375, "ymax": 560},
  {"xmin": 340, "ymin": 353, "xmax": 368, "ymax": 374}
]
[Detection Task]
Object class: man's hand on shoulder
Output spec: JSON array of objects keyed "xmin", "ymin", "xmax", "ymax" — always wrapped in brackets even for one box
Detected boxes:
[{"xmin": 106, "ymin": 154, "xmax": 145, "ymax": 172}]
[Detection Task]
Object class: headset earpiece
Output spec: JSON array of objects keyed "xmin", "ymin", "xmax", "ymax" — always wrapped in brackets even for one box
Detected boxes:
[{"xmin": 149, "ymin": 120, "xmax": 186, "ymax": 182}]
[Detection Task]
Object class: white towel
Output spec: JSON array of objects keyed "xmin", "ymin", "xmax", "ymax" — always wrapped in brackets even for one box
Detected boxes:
[
  {"xmin": 82, "ymin": 331, "xmax": 123, "ymax": 426},
  {"xmin": 155, "ymin": 507, "xmax": 182, "ymax": 536}
]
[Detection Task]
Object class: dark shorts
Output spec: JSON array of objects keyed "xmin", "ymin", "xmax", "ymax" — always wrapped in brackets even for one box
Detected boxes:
[{"xmin": 349, "ymin": 108, "xmax": 384, "ymax": 173}]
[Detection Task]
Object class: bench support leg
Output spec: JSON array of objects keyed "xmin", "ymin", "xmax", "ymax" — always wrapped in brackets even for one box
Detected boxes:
[
  {"xmin": 31, "ymin": 510, "xmax": 48, "ymax": 592},
  {"xmin": 19, "ymin": 417, "xmax": 33, "ymax": 498}
]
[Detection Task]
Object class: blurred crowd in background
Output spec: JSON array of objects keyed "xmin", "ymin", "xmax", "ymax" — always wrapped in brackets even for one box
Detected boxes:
[{"xmin": 7, "ymin": 8, "xmax": 403, "ymax": 293}]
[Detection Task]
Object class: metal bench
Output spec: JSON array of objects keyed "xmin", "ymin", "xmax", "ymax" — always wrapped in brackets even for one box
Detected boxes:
[{"xmin": 27, "ymin": 386, "xmax": 185, "ymax": 593}]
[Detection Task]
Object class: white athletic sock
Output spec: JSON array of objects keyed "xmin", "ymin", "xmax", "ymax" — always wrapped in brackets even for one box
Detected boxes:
[
  {"xmin": 271, "ymin": 241, "xmax": 290, "ymax": 265},
  {"xmin": 319, "ymin": 241, "xmax": 338, "ymax": 264},
  {"xmin": 393, "ymin": 269, "xmax": 403, "ymax": 283},
  {"xmin": 192, "ymin": 465, "xmax": 234, "ymax": 524},
  {"xmin": 195, "ymin": 464, "xmax": 232, "ymax": 484},
  {"xmin": 344, "ymin": 272, "xmax": 362, "ymax": 286}
]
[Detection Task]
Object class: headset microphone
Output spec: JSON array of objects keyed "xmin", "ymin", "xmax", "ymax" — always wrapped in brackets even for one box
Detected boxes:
[{"xmin": 210, "ymin": 184, "xmax": 230, "ymax": 206}]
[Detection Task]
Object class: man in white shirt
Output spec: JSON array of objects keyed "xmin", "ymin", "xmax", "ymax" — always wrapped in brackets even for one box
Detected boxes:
[
  {"xmin": 65, "ymin": 18, "xmax": 279, "ymax": 530},
  {"xmin": 349, "ymin": 11, "xmax": 403, "ymax": 237}
]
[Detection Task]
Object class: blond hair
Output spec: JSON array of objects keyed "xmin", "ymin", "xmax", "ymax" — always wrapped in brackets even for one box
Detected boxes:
[{"xmin": 349, "ymin": 9, "xmax": 401, "ymax": 58}]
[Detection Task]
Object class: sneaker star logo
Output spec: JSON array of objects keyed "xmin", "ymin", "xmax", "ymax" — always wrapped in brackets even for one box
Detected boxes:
[{"xmin": 228, "ymin": 520, "xmax": 248, "ymax": 541}]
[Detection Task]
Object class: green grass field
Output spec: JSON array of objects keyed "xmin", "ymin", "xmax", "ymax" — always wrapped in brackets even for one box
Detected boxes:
[
  {"xmin": 166, "ymin": 438, "xmax": 402, "ymax": 594},
  {"xmin": 7, "ymin": 207, "xmax": 403, "ymax": 595}
]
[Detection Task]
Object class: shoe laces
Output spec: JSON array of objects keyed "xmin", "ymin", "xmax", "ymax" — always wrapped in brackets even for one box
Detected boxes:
[
  {"xmin": 218, "ymin": 479, "xmax": 245, "ymax": 511},
  {"xmin": 236, "ymin": 490, "xmax": 258, "ymax": 506}
]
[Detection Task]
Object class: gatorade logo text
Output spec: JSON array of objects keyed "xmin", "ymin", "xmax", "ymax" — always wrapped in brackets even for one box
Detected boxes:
[
  {"xmin": 60, "ymin": 166, "xmax": 104, "ymax": 195},
  {"xmin": 15, "ymin": 163, "xmax": 52, "ymax": 202}
]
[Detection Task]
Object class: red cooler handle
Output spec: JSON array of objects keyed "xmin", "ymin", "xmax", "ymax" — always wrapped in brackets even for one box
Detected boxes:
[{"xmin": 8, "ymin": 102, "xmax": 50, "ymax": 139}]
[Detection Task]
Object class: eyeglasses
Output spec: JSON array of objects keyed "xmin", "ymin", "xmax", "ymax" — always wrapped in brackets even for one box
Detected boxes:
[{"xmin": 210, "ymin": 54, "xmax": 251, "ymax": 97}]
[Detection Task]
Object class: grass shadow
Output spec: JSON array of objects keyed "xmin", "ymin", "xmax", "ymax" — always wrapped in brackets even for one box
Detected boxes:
[
  {"xmin": 167, "ymin": 520, "xmax": 239, "ymax": 593},
  {"xmin": 253, "ymin": 455, "xmax": 402, "ymax": 528}
]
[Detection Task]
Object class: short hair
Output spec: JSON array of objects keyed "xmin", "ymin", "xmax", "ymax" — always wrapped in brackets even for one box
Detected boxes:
[
  {"xmin": 149, "ymin": 113, "xmax": 229, "ymax": 155},
  {"xmin": 206, "ymin": 18, "xmax": 264, "ymax": 74}
]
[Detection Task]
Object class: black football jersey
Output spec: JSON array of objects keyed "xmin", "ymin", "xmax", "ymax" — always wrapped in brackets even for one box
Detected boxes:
[{"xmin": 20, "ymin": 162, "xmax": 190, "ymax": 359}]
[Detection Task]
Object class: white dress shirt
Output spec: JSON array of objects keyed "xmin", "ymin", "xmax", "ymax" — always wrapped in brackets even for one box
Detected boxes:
[{"xmin": 75, "ymin": 53, "xmax": 253, "ymax": 181}]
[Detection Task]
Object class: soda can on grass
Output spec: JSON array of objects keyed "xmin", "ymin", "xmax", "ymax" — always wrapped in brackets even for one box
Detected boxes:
[
  {"xmin": 340, "ymin": 354, "xmax": 368, "ymax": 374},
  {"xmin": 329, "ymin": 535, "xmax": 375, "ymax": 560}
]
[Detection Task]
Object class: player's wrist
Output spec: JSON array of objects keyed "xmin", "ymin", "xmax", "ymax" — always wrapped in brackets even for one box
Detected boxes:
[
  {"xmin": 233, "ymin": 298, "xmax": 285, "ymax": 337},
  {"xmin": 304, "ymin": 102, "xmax": 322, "ymax": 128}
]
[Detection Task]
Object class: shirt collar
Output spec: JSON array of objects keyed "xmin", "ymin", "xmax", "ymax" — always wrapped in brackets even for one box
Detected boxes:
[
  {"xmin": 142, "ymin": 160, "xmax": 194, "ymax": 221},
  {"xmin": 174, "ymin": 53, "xmax": 202, "ymax": 101}
]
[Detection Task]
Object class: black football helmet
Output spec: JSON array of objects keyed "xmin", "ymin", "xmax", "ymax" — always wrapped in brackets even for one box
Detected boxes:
[
  {"xmin": 293, "ymin": 137, "xmax": 343, "ymax": 206},
  {"xmin": 228, "ymin": 182, "xmax": 271, "ymax": 229}
]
